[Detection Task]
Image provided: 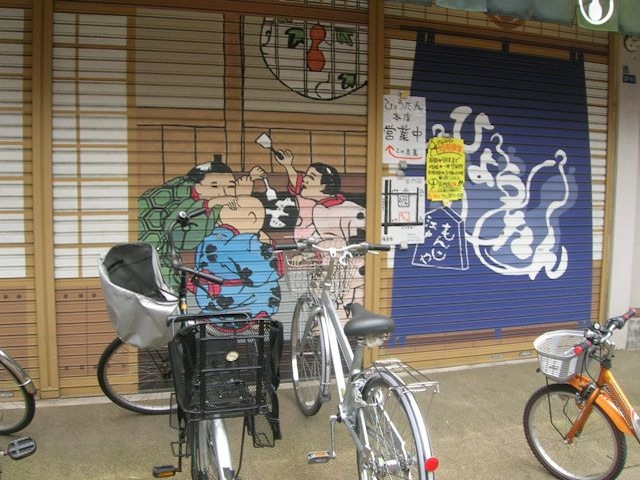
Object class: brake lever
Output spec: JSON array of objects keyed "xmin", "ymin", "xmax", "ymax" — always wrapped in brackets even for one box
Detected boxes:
[{"xmin": 339, "ymin": 250, "xmax": 353, "ymax": 266}]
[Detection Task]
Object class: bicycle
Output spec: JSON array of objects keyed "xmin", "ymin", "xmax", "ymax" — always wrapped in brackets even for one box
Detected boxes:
[
  {"xmin": 148, "ymin": 209, "xmax": 279, "ymax": 480},
  {"xmin": 523, "ymin": 308, "xmax": 640, "ymax": 480},
  {"xmin": 0, "ymin": 347, "xmax": 36, "ymax": 434},
  {"xmin": 277, "ymin": 237, "xmax": 440, "ymax": 479}
]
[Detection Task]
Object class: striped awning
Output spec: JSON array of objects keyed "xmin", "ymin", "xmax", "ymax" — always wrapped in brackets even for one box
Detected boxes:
[{"xmin": 399, "ymin": 0, "xmax": 640, "ymax": 35}]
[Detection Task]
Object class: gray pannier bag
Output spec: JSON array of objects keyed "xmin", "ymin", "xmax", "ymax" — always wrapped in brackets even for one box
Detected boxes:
[{"xmin": 98, "ymin": 242, "xmax": 179, "ymax": 349}]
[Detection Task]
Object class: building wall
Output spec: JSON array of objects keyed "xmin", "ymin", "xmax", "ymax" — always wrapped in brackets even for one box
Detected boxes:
[
  {"xmin": 611, "ymin": 34, "xmax": 640, "ymax": 348},
  {"xmin": 0, "ymin": 0, "xmax": 631, "ymax": 399}
]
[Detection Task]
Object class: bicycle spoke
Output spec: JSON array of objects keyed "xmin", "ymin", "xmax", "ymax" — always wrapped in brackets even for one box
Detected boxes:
[
  {"xmin": 358, "ymin": 377, "xmax": 426, "ymax": 479},
  {"xmin": 97, "ymin": 338, "xmax": 174, "ymax": 415}
]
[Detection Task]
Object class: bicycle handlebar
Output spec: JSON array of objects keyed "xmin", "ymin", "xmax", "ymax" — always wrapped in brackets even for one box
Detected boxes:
[
  {"xmin": 606, "ymin": 308, "xmax": 637, "ymax": 331},
  {"xmin": 275, "ymin": 238, "xmax": 391, "ymax": 255},
  {"xmin": 572, "ymin": 308, "xmax": 637, "ymax": 355},
  {"xmin": 166, "ymin": 209, "xmax": 224, "ymax": 285},
  {"xmin": 173, "ymin": 263, "xmax": 224, "ymax": 285},
  {"xmin": 173, "ymin": 207, "xmax": 207, "ymax": 229},
  {"xmin": 275, "ymin": 243, "xmax": 300, "ymax": 251}
]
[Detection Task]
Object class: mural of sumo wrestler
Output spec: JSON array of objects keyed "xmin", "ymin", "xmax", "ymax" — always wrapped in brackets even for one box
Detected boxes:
[
  {"xmin": 138, "ymin": 17, "xmax": 368, "ymax": 318},
  {"xmin": 138, "ymin": 154, "xmax": 282, "ymax": 319},
  {"xmin": 138, "ymin": 145, "xmax": 366, "ymax": 319},
  {"xmin": 262, "ymin": 133, "xmax": 367, "ymax": 312}
]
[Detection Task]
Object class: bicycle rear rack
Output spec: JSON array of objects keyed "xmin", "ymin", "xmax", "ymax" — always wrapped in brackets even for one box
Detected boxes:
[
  {"xmin": 304, "ymin": 359, "xmax": 439, "ymax": 466},
  {"xmin": 371, "ymin": 359, "xmax": 440, "ymax": 412}
]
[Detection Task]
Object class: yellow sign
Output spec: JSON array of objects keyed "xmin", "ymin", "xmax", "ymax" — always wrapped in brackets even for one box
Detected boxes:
[{"xmin": 426, "ymin": 137, "xmax": 465, "ymax": 204}]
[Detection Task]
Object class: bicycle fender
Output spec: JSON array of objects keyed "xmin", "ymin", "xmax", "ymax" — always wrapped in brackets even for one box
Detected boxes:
[
  {"xmin": 0, "ymin": 350, "xmax": 37, "ymax": 395},
  {"xmin": 568, "ymin": 375, "xmax": 633, "ymax": 435}
]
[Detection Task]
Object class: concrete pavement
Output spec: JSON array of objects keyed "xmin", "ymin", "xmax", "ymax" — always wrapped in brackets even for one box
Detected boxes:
[{"xmin": 4, "ymin": 350, "xmax": 640, "ymax": 479}]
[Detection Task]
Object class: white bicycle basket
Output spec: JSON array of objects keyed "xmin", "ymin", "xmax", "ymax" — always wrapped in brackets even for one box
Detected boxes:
[{"xmin": 533, "ymin": 330, "xmax": 589, "ymax": 382}]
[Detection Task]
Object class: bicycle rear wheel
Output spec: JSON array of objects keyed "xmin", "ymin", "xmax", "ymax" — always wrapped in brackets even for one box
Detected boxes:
[
  {"xmin": 523, "ymin": 383, "xmax": 626, "ymax": 480},
  {"xmin": 0, "ymin": 359, "xmax": 35, "ymax": 434},
  {"xmin": 356, "ymin": 373, "xmax": 434, "ymax": 480},
  {"xmin": 290, "ymin": 296, "xmax": 328, "ymax": 416},
  {"xmin": 97, "ymin": 337, "xmax": 174, "ymax": 415}
]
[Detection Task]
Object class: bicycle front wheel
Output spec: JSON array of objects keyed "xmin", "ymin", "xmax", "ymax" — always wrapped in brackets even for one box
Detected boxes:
[
  {"xmin": 0, "ymin": 360, "xmax": 35, "ymax": 434},
  {"xmin": 290, "ymin": 296, "xmax": 328, "ymax": 416},
  {"xmin": 97, "ymin": 337, "xmax": 174, "ymax": 415},
  {"xmin": 291, "ymin": 297, "xmax": 329, "ymax": 416},
  {"xmin": 523, "ymin": 383, "xmax": 627, "ymax": 480},
  {"xmin": 190, "ymin": 419, "xmax": 234, "ymax": 480},
  {"xmin": 356, "ymin": 374, "xmax": 434, "ymax": 480}
]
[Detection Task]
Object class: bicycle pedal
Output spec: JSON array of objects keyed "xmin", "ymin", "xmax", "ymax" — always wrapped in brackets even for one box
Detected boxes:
[
  {"xmin": 307, "ymin": 450, "xmax": 334, "ymax": 464},
  {"xmin": 152, "ymin": 464, "xmax": 179, "ymax": 478}
]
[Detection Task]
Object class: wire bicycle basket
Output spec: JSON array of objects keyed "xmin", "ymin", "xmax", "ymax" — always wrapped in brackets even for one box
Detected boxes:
[
  {"xmin": 169, "ymin": 316, "xmax": 272, "ymax": 421},
  {"xmin": 533, "ymin": 330, "xmax": 590, "ymax": 382},
  {"xmin": 283, "ymin": 239, "xmax": 360, "ymax": 306}
]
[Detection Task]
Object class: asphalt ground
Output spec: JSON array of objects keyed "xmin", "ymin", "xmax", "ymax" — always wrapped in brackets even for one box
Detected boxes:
[{"xmin": 3, "ymin": 349, "xmax": 640, "ymax": 479}]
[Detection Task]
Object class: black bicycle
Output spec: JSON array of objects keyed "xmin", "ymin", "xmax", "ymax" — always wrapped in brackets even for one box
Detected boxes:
[
  {"xmin": 98, "ymin": 207, "xmax": 279, "ymax": 478},
  {"xmin": 149, "ymin": 209, "xmax": 279, "ymax": 479}
]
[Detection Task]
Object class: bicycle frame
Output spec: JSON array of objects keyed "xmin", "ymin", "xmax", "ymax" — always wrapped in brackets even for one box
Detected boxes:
[
  {"xmin": 308, "ymin": 284, "xmax": 381, "ymax": 460},
  {"xmin": 317, "ymin": 285, "xmax": 354, "ymax": 400},
  {"xmin": 309, "ymin": 254, "xmax": 424, "ymax": 458},
  {"xmin": 567, "ymin": 368, "xmax": 640, "ymax": 443}
]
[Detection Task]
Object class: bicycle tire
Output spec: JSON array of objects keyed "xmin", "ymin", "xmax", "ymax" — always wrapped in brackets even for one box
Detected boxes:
[
  {"xmin": 190, "ymin": 418, "xmax": 236, "ymax": 480},
  {"xmin": 290, "ymin": 296, "xmax": 328, "ymax": 416},
  {"xmin": 356, "ymin": 373, "xmax": 434, "ymax": 480},
  {"xmin": 0, "ymin": 360, "xmax": 36, "ymax": 434},
  {"xmin": 97, "ymin": 337, "xmax": 174, "ymax": 415},
  {"xmin": 523, "ymin": 383, "xmax": 627, "ymax": 480}
]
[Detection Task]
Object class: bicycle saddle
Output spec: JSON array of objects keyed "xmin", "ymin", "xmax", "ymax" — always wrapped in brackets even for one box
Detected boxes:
[{"xmin": 344, "ymin": 303, "xmax": 395, "ymax": 337}]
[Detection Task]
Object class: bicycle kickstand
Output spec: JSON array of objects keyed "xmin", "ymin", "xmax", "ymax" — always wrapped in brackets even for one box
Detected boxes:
[{"xmin": 306, "ymin": 414, "xmax": 338, "ymax": 464}]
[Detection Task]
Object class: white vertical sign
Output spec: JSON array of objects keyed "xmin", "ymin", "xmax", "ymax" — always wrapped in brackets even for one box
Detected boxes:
[{"xmin": 382, "ymin": 94, "xmax": 426, "ymax": 165}]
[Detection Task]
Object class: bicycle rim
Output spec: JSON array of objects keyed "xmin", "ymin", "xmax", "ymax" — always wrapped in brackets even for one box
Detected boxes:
[
  {"xmin": 523, "ymin": 383, "xmax": 627, "ymax": 480},
  {"xmin": 357, "ymin": 375, "xmax": 431, "ymax": 480},
  {"xmin": 97, "ymin": 337, "xmax": 174, "ymax": 415},
  {"xmin": 291, "ymin": 296, "xmax": 327, "ymax": 416},
  {"xmin": 0, "ymin": 361, "xmax": 35, "ymax": 434}
]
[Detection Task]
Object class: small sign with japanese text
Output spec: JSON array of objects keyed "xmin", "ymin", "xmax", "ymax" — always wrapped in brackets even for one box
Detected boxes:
[
  {"xmin": 381, "ymin": 176, "xmax": 426, "ymax": 245},
  {"xmin": 382, "ymin": 94, "xmax": 426, "ymax": 165},
  {"xmin": 426, "ymin": 137, "xmax": 465, "ymax": 204}
]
